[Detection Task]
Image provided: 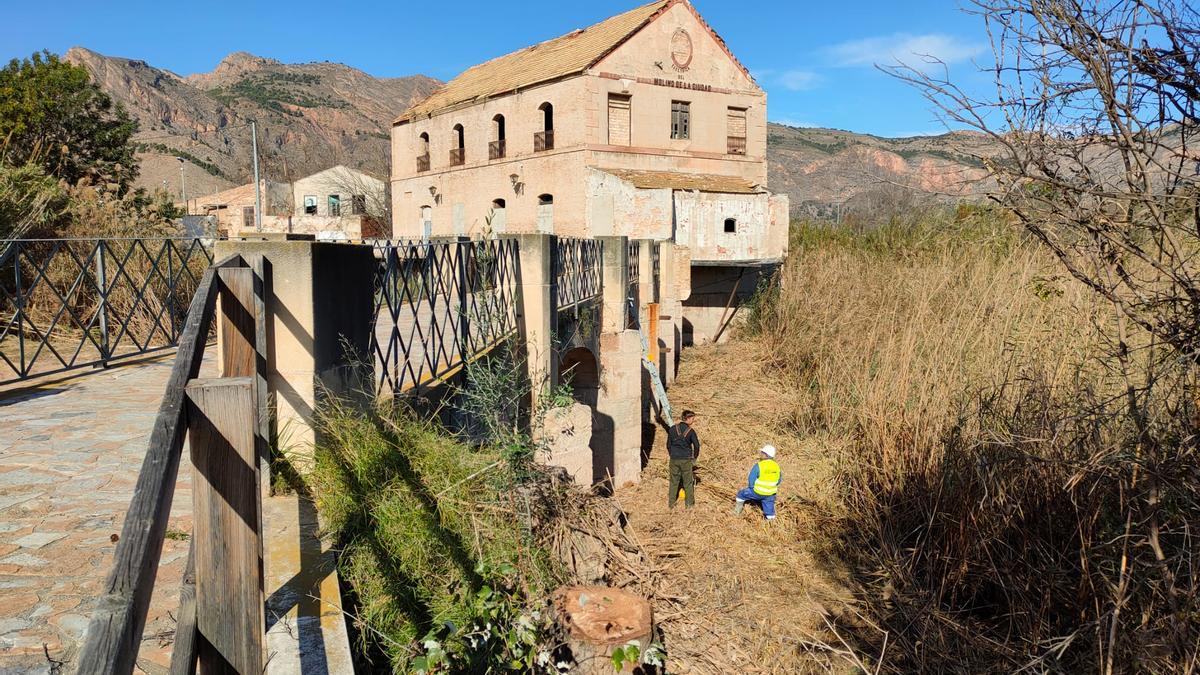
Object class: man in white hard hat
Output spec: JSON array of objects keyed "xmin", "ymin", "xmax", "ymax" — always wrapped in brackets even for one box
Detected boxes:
[{"xmin": 732, "ymin": 445, "xmax": 782, "ymax": 521}]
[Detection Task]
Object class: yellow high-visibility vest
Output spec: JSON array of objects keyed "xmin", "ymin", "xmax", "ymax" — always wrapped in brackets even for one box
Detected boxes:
[{"xmin": 753, "ymin": 459, "xmax": 781, "ymax": 496}]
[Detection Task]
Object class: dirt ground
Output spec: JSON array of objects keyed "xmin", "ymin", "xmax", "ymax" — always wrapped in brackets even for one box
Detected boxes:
[{"xmin": 614, "ymin": 339, "xmax": 856, "ymax": 674}]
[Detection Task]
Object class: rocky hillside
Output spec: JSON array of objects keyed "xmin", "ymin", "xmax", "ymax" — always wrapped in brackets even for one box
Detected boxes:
[
  {"xmin": 67, "ymin": 47, "xmax": 995, "ymax": 212},
  {"xmin": 65, "ymin": 48, "xmax": 439, "ymax": 196},
  {"xmin": 767, "ymin": 124, "xmax": 997, "ymax": 216}
]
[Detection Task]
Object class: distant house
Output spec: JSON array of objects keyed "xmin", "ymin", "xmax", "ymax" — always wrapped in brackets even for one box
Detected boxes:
[
  {"xmin": 186, "ymin": 180, "xmax": 291, "ymax": 235},
  {"xmin": 187, "ymin": 165, "xmax": 387, "ymax": 239},
  {"xmin": 391, "ymin": 0, "xmax": 788, "ymax": 343}
]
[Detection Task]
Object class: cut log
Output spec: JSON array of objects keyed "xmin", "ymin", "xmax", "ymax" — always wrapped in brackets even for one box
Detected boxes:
[{"xmin": 554, "ymin": 586, "xmax": 653, "ymax": 673}]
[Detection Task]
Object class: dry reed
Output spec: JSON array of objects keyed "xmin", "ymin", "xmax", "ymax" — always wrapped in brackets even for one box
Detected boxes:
[{"xmin": 751, "ymin": 220, "xmax": 1199, "ymax": 672}]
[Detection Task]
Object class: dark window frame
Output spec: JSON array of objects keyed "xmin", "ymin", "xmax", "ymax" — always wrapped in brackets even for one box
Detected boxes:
[{"xmin": 671, "ymin": 100, "xmax": 691, "ymax": 140}]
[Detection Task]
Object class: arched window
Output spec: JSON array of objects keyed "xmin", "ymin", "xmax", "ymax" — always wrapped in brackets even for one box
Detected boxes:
[
  {"xmin": 492, "ymin": 198, "xmax": 506, "ymax": 209},
  {"xmin": 450, "ymin": 124, "xmax": 465, "ymax": 166},
  {"xmin": 536, "ymin": 194, "xmax": 554, "ymax": 233},
  {"xmin": 416, "ymin": 132, "xmax": 430, "ymax": 172},
  {"xmin": 724, "ymin": 217, "xmax": 737, "ymax": 233},
  {"xmin": 535, "ymin": 102, "xmax": 554, "ymax": 151},
  {"xmin": 490, "ymin": 115, "xmax": 506, "ymax": 160}
]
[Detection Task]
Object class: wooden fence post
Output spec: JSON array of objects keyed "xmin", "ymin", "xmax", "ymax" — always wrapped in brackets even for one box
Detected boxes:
[
  {"xmin": 185, "ymin": 377, "xmax": 264, "ymax": 674},
  {"xmin": 217, "ymin": 267, "xmax": 256, "ymax": 379}
]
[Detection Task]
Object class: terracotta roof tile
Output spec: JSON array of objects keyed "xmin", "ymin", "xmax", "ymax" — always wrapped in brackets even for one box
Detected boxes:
[
  {"xmin": 601, "ymin": 168, "xmax": 760, "ymax": 194},
  {"xmin": 397, "ymin": 1, "xmax": 671, "ymax": 122}
]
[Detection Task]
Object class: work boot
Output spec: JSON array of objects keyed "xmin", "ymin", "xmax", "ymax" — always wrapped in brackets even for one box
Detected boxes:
[{"xmin": 732, "ymin": 501, "xmax": 744, "ymax": 515}]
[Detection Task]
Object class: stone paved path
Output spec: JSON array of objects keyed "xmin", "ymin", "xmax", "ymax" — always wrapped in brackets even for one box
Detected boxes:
[{"xmin": 0, "ymin": 354, "xmax": 212, "ymax": 674}]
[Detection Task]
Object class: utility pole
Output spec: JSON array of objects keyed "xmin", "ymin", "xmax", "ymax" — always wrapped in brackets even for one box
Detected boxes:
[
  {"xmin": 251, "ymin": 120, "xmax": 263, "ymax": 231},
  {"xmin": 178, "ymin": 157, "xmax": 187, "ymax": 214}
]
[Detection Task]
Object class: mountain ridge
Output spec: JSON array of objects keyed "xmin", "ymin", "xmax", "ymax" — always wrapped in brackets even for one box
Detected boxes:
[{"xmin": 65, "ymin": 48, "xmax": 992, "ymax": 211}]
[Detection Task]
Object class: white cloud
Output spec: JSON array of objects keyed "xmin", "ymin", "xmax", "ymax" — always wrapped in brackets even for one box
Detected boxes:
[
  {"xmin": 778, "ymin": 69, "xmax": 821, "ymax": 91},
  {"xmin": 826, "ymin": 33, "xmax": 984, "ymax": 69}
]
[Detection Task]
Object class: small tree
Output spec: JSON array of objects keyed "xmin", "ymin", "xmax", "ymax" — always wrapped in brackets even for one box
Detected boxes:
[
  {"xmin": 891, "ymin": 1, "xmax": 1200, "ymax": 362},
  {"xmin": 0, "ymin": 51, "xmax": 138, "ymax": 194}
]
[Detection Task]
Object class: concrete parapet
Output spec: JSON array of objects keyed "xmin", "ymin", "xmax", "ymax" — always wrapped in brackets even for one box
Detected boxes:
[
  {"xmin": 595, "ymin": 329, "xmax": 644, "ymax": 487},
  {"xmin": 514, "ymin": 234, "xmax": 555, "ymax": 408},
  {"xmin": 598, "ymin": 236, "xmax": 629, "ymax": 334},
  {"xmin": 214, "ymin": 239, "xmax": 375, "ymax": 459}
]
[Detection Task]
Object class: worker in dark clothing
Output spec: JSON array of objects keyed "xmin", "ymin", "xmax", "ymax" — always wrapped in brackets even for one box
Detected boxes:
[{"xmin": 664, "ymin": 410, "xmax": 700, "ymax": 509}]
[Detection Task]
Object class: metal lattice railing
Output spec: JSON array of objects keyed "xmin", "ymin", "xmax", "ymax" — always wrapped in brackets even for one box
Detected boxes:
[
  {"xmin": 651, "ymin": 241, "xmax": 662, "ymax": 303},
  {"xmin": 553, "ymin": 237, "xmax": 602, "ymax": 312},
  {"xmin": 0, "ymin": 238, "xmax": 216, "ymax": 385},
  {"xmin": 627, "ymin": 240, "xmax": 641, "ymax": 329},
  {"xmin": 371, "ymin": 238, "xmax": 520, "ymax": 395}
]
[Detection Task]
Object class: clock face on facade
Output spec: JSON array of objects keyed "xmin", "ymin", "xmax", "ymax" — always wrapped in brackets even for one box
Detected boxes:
[{"xmin": 670, "ymin": 28, "xmax": 693, "ymax": 71}]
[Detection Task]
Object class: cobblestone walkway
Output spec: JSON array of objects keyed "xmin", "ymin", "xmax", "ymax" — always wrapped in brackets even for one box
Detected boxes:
[{"xmin": 0, "ymin": 355, "xmax": 212, "ymax": 674}]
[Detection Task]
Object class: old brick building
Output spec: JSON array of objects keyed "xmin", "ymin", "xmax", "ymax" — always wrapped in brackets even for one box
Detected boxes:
[{"xmin": 391, "ymin": 0, "xmax": 788, "ymax": 343}]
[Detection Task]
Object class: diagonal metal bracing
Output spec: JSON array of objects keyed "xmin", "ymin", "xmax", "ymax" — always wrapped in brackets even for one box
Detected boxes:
[
  {"xmin": 0, "ymin": 238, "xmax": 216, "ymax": 384},
  {"xmin": 553, "ymin": 237, "xmax": 604, "ymax": 334},
  {"xmin": 627, "ymin": 240, "xmax": 641, "ymax": 329},
  {"xmin": 369, "ymin": 238, "xmax": 520, "ymax": 397}
]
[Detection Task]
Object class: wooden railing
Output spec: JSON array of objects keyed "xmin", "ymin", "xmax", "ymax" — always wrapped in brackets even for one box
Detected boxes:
[
  {"xmin": 449, "ymin": 147, "xmax": 466, "ymax": 166},
  {"xmin": 416, "ymin": 153, "xmax": 430, "ymax": 172},
  {"xmin": 535, "ymin": 130, "xmax": 554, "ymax": 152},
  {"xmin": 489, "ymin": 139, "xmax": 506, "ymax": 160},
  {"xmin": 77, "ymin": 253, "xmax": 269, "ymax": 675},
  {"xmin": 727, "ymin": 136, "xmax": 747, "ymax": 155}
]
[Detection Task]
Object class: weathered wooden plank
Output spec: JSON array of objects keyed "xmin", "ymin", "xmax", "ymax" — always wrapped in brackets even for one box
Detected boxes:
[
  {"xmin": 185, "ymin": 377, "xmax": 264, "ymax": 675},
  {"xmin": 217, "ymin": 268, "xmax": 256, "ymax": 379},
  {"xmin": 168, "ymin": 543, "xmax": 198, "ymax": 675},
  {"xmin": 249, "ymin": 256, "xmax": 272, "ymax": 529},
  {"xmin": 75, "ymin": 257, "xmax": 232, "ymax": 675}
]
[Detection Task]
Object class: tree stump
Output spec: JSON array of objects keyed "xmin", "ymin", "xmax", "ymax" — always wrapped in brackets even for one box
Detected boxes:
[{"xmin": 554, "ymin": 585, "xmax": 653, "ymax": 673}]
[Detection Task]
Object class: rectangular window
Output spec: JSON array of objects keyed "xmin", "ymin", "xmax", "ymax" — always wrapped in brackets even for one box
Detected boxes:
[
  {"xmin": 727, "ymin": 107, "xmax": 747, "ymax": 154},
  {"xmin": 671, "ymin": 100, "xmax": 690, "ymax": 140},
  {"xmin": 608, "ymin": 94, "xmax": 631, "ymax": 145},
  {"xmin": 328, "ymin": 194, "xmax": 341, "ymax": 217},
  {"xmin": 242, "ymin": 206, "xmax": 255, "ymax": 230},
  {"xmin": 303, "ymin": 195, "xmax": 317, "ymax": 215}
]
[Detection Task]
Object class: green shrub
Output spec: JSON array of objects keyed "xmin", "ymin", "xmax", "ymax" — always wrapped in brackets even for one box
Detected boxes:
[{"xmin": 310, "ymin": 401, "xmax": 567, "ymax": 673}]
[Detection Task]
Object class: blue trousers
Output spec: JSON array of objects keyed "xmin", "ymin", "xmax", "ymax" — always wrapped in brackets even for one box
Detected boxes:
[{"xmin": 736, "ymin": 487, "xmax": 776, "ymax": 519}]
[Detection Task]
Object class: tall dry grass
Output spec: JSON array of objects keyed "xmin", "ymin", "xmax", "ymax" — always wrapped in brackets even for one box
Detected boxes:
[{"xmin": 750, "ymin": 216, "xmax": 1199, "ymax": 672}]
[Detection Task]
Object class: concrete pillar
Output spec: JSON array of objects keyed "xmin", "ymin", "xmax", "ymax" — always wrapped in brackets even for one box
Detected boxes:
[
  {"xmin": 514, "ymin": 234, "xmax": 555, "ymax": 407},
  {"xmin": 215, "ymin": 236, "xmax": 375, "ymax": 461},
  {"xmin": 658, "ymin": 244, "xmax": 691, "ymax": 387},
  {"xmin": 598, "ymin": 236, "xmax": 628, "ymax": 333},
  {"xmin": 594, "ymin": 236, "xmax": 642, "ymax": 487}
]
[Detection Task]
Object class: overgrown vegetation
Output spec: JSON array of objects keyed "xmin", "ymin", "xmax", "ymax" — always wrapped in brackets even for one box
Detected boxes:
[
  {"xmin": 207, "ymin": 73, "xmax": 348, "ymax": 116},
  {"xmin": 746, "ymin": 207, "xmax": 1199, "ymax": 671},
  {"xmin": 0, "ymin": 51, "xmax": 138, "ymax": 195},
  {"xmin": 309, "ymin": 397, "xmax": 572, "ymax": 673},
  {"xmin": 309, "ymin": 333, "xmax": 651, "ymax": 674},
  {"xmin": 0, "ymin": 50, "xmax": 182, "ymax": 240}
]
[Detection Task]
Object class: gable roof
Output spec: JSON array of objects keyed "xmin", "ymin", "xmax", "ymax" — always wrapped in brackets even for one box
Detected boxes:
[
  {"xmin": 600, "ymin": 168, "xmax": 760, "ymax": 194},
  {"xmin": 298, "ymin": 164, "xmax": 385, "ymax": 184},
  {"xmin": 397, "ymin": 1, "xmax": 676, "ymax": 123}
]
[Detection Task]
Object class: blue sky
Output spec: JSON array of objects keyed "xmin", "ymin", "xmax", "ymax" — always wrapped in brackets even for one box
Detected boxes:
[{"xmin": 1, "ymin": 0, "xmax": 992, "ymax": 138}]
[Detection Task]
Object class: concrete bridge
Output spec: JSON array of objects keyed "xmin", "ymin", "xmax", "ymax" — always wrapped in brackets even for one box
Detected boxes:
[{"xmin": 0, "ymin": 233, "xmax": 693, "ymax": 673}]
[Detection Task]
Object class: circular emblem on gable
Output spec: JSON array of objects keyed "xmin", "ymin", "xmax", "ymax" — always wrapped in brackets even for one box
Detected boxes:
[{"xmin": 670, "ymin": 28, "xmax": 693, "ymax": 71}]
